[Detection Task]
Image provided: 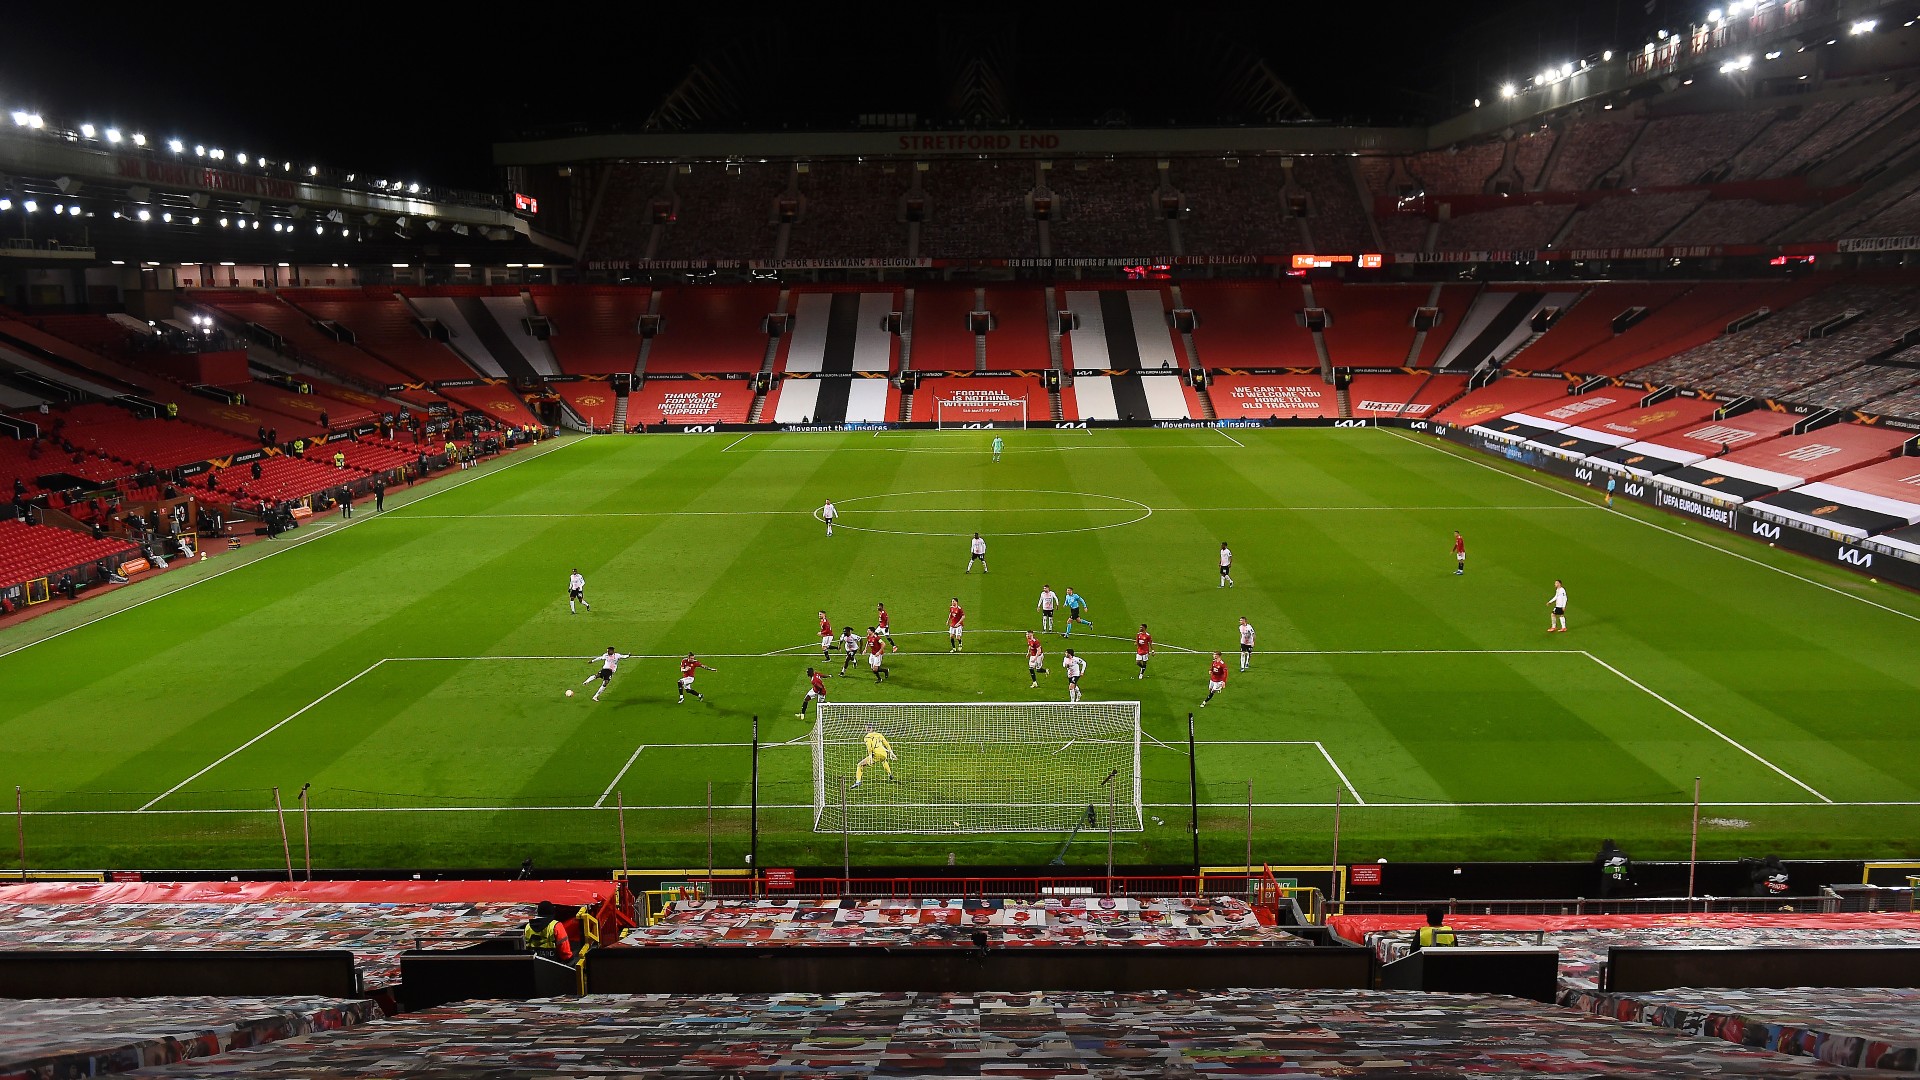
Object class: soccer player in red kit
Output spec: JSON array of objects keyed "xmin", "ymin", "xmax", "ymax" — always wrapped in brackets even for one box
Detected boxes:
[
  {"xmin": 865, "ymin": 627, "xmax": 890, "ymax": 683},
  {"xmin": 1202, "ymin": 651, "xmax": 1229, "ymax": 707},
  {"xmin": 1026, "ymin": 630, "xmax": 1048, "ymax": 688},
  {"xmin": 797, "ymin": 666, "xmax": 828, "ymax": 717},
  {"xmin": 677, "ymin": 652, "xmax": 715, "ymax": 704},
  {"xmin": 1135, "ymin": 624, "xmax": 1153, "ymax": 680},
  {"xmin": 947, "ymin": 598, "xmax": 965, "ymax": 653},
  {"xmin": 1453, "ymin": 531, "xmax": 1466, "ymax": 575},
  {"xmin": 876, "ymin": 603, "xmax": 897, "ymax": 651},
  {"xmin": 818, "ymin": 610, "xmax": 834, "ymax": 658}
]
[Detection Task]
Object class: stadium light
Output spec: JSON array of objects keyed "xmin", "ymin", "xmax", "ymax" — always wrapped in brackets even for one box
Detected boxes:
[
  {"xmin": 236, "ymin": 152, "xmax": 248, "ymax": 165},
  {"xmin": 252, "ymin": 219, "xmax": 260, "ymax": 229},
  {"xmin": 308, "ymin": 165, "xmax": 318, "ymax": 176},
  {"xmin": 0, "ymin": 199, "xmax": 10, "ymax": 211},
  {"xmin": 1708, "ymin": 7, "xmax": 1721, "ymax": 20},
  {"xmin": 1602, "ymin": 49, "xmax": 1613, "ymax": 61},
  {"xmin": 10, "ymin": 111, "xmax": 29, "ymax": 126},
  {"xmin": 22, "ymin": 200, "xmax": 36, "ymax": 213},
  {"xmin": 160, "ymin": 212, "xmax": 171, "ymax": 222},
  {"xmin": 105, "ymin": 128, "xmax": 122, "ymax": 144},
  {"xmin": 218, "ymin": 217, "xmax": 229, "ymax": 227},
  {"xmin": 315, "ymin": 225, "xmax": 324, "ymax": 234},
  {"xmin": 407, "ymin": 182, "xmax": 420, "ymax": 193},
  {"xmin": 136, "ymin": 208, "xmax": 151, "ymax": 221},
  {"xmin": 131, "ymin": 133, "xmax": 145, "ymax": 147},
  {"xmin": 168, "ymin": 139, "xmax": 184, "ymax": 153},
  {"xmin": 194, "ymin": 144, "xmax": 206, "ymax": 156},
  {"xmin": 52, "ymin": 204, "xmax": 64, "ymax": 215},
  {"xmin": 190, "ymin": 215, "xmax": 201, "ymax": 225},
  {"xmin": 1851, "ymin": 19, "xmax": 1876, "ymax": 34},
  {"xmin": 79, "ymin": 123, "xmax": 96, "ymax": 137},
  {"xmin": 1500, "ymin": 83, "xmax": 1516, "ymax": 98}
]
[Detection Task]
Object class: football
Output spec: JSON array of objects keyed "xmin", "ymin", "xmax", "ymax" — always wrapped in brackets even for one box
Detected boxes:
[{"xmin": 565, "ymin": 689, "xmax": 574, "ymax": 697}]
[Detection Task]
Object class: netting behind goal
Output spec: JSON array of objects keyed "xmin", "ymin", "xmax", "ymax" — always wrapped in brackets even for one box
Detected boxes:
[{"xmin": 811, "ymin": 701, "xmax": 1142, "ymax": 834}]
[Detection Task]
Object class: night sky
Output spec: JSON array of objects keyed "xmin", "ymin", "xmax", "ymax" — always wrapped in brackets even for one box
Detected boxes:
[{"xmin": 3, "ymin": 2, "xmax": 1674, "ymax": 191}]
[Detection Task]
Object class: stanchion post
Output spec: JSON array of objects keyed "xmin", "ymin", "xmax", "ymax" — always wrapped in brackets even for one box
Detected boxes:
[
  {"xmin": 1688, "ymin": 775, "xmax": 1701, "ymax": 910},
  {"xmin": 749, "ymin": 716, "xmax": 760, "ymax": 891},
  {"xmin": 1186, "ymin": 713, "xmax": 1200, "ymax": 875},
  {"xmin": 298, "ymin": 783, "xmax": 312, "ymax": 881},
  {"xmin": 271, "ymin": 787, "xmax": 294, "ymax": 883},
  {"xmin": 616, "ymin": 791, "xmax": 630, "ymax": 879},
  {"xmin": 1244, "ymin": 780, "xmax": 1254, "ymax": 874},
  {"xmin": 14, "ymin": 786, "xmax": 24, "ymax": 880}
]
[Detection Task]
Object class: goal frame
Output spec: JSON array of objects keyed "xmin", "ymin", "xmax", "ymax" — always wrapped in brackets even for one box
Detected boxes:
[
  {"xmin": 810, "ymin": 699, "xmax": 1142, "ymax": 835},
  {"xmin": 935, "ymin": 398, "xmax": 1029, "ymax": 429}
]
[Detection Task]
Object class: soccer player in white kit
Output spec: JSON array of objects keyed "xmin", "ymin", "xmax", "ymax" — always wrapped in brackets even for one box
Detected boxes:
[
  {"xmin": 966, "ymin": 532, "xmax": 989, "ymax": 573},
  {"xmin": 821, "ymin": 499, "xmax": 837, "ymax": 537},
  {"xmin": 1218, "ymin": 542, "xmax": 1235, "ymax": 587},
  {"xmin": 1037, "ymin": 585, "xmax": 1058, "ymax": 632},
  {"xmin": 568, "ymin": 569, "xmax": 590, "ymax": 614},
  {"xmin": 582, "ymin": 647, "xmax": 631, "ymax": 701},
  {"xmin": 1238, "ymin": 616, "xmax": 1255, "ymax": 671},
  {"xmin": 1548, "ymin": 579, "xmax": 1569, "ymax": 633},
  {"xmin": 838, "ymin": 626, "xmax": 861, "ymax": 676},
  {"xmin": 1062, "ymin": 649, "xmax": 1086, "ymax": 702}
]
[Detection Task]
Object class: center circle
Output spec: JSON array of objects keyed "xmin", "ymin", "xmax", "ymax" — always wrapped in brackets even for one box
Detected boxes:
[{"xmin": 818, "ymin": 488, "xmax": 1152, "ymax": 537}]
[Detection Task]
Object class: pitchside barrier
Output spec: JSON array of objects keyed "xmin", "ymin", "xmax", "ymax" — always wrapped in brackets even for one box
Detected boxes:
[{"xmin": 1409, "ymin": 420, "xmax": 1920, "ymax": 590}]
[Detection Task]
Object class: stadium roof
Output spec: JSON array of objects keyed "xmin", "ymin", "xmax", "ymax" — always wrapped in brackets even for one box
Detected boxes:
[{"xmin": 4, "ymin": 1, "xmax": 1672, "ymax": 190}]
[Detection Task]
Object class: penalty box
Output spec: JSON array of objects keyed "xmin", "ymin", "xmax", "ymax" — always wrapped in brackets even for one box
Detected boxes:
[{"xmin": 146, "ymin": 650, "xmax": 1826, "ymax": 813}]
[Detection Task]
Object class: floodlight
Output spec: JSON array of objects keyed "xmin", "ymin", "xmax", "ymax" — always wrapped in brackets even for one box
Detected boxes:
[
  {"xmin": 53, "ymin": 205, "xmax": 64, "ymax": 215},
  {"xmin": 105, "ymin": 129, "xmax": 122, "ymax": 143},
  {"xmin": 308, "ymin": 165, "xmax": 318, "ymax": 176},
  {"xmin": 0, "ymin": 199, "xmax": 10, "ymax": 211},
  {"xmin": 1850, "ymin": 19, "xmax": 1876, "ymax": 34},
  {"xmin": 136, "ymin": 208, "xmax": 151, "ymax": 221},
  {"xmin": 219, "ymin": 217, "xmax": 229, "ymax": 227},
  {"xmin": 190, "ymin": 216, "xmax": 201, "ymax": 225},
  {"xmin": 9, "ymin": 111, "xmax": 29, "ymax": 126},
  {"xmin": 1500, "ymin": 83, "xmax": 1516, "ymax": 98},
  {"xmin": 161, "ymin": 212, "xmax": 171, "ymax": 222},
  {"xmin": 131, "ymin": 133, "xmax": 145, "ymax": 146},
  {"xmin": 1602, "ymin": 49, "xmax": 1613, "ymax": 61},
  {"xmin": 407, "ymin": 182, "xmax": 420, "ymax": 193},
  {"xmin": 237, "ymin": 152, "xmax": 248, "ymax": 165},
  {"xmin": 194, "ymin": 145, "xmax": 206, "ymax": 156},
  {"xmin": 22, "ymin": 200, "xmax": 36, "ymax": 213},
  {"xmin": 80, "ymin": 123, "xmax": 96, "ymax": 137},
  {"xmin": 168, "ymin": 139, "xmax": 184, "ymax": 153}
]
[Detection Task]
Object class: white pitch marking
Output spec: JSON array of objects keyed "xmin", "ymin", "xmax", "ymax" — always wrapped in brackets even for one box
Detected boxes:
[
  {"xmin": 139, "ymin": 658, "xmax": 390, "ymax": 811},
  {"xmin": 1216, "ymin": 426, "xmax": 1245, "ymax": 448},
  {"xmin": 1388, "ymin": 426, "xmax": 1920, "ymax": 626},
  {"xmin": 0, "ymin": 435, "xmax": 592, "ymax": 661},
  {"xmin": 595, "ymin": 746, "xmax": 646, "ymax": 808},
  {"xmin": 395, "ymin": 505, "xmax": 1584, "ymax": 520},
  {"xmin": 1581, "ymin": 651, "xmax": 1832, "ymax": 804},
  {"xmin": 720, "ymin": 433, "xmax": 754, "ymax": 452},
  {"xmin": 1314, "ymin": 741, "xmax": 1365, "ymax": 806}
]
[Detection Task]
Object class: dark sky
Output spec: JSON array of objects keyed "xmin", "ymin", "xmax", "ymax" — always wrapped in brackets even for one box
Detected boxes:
[{"xmin": 3, "ymin": 2, "xmax": 1666, "ymax": 191}]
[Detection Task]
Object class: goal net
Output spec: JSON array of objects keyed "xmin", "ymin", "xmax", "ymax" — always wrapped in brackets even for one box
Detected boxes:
[
  {"xmin": 935, "ymin": 395, "xmax": 1028, "ymax": 429},
  {"xmin": 811, "ymin": 701, "xmax": 1142, "ymax": 834}
]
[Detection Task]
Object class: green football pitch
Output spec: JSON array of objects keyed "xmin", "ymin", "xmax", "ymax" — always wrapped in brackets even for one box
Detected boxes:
[{"xmin": 3, "ymin": 426, "xmax": 1918, "ymax": 873}]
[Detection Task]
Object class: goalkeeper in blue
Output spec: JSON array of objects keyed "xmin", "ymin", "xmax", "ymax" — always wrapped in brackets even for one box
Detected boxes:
[{"xmin": 851, "ymin": 724, "xmax": 896, "ymax": 788}]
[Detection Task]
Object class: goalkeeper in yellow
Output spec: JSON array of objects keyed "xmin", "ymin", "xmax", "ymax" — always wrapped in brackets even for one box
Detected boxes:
[{"xmin": 851, "ymin": 724, "xmax": 896, "ymax": 788}]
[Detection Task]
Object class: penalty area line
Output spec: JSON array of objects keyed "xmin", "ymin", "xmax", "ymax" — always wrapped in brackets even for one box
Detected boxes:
[
  {"xmin": 595, "ymin": 746, "xmax": 645, "ymax": 808},
  {"xmin": 140, "ymin": 658, "xmax": 390, "ymax": 811},
  {"xmin": 1581, "ymin": 651, "xmax": 1832, "ymax": 804}
]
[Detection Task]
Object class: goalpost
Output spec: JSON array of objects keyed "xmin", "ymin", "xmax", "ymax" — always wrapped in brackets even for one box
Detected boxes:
[
  {"xmin": 811, "ymin": 701, "xmax": 1142, "ymax": 834},
  {"xmin": 935, "ymin": 397, "xmax": 1029, "ymax": 429}
]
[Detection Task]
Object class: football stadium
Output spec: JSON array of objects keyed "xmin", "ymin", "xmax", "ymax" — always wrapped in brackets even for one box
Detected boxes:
[{"xmin": 3, "ymin": 4, "xmax": 1920, "ymax": 1076}]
